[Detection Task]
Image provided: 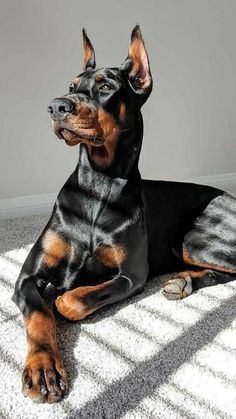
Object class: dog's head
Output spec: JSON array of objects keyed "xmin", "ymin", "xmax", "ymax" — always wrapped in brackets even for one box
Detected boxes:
[{"xmin": 48, "ymin": 26, "xmax": 152, "ymax": 169}]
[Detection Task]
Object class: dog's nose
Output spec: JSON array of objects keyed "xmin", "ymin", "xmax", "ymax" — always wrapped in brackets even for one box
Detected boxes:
[{"xmin": 47, "ymin": 98, "xmax": 74, "ymax": 120}]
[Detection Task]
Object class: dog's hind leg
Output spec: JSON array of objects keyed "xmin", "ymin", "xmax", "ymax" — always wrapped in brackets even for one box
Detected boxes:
[
  {"xmin": 163, "ymin": 269, "xmax": 235, "ymax": 300},
  {"xmin": 164, "ymin": 193, "xmax": 236, "ymax": 300},
  {"xmin": 182, "ymin": 193, "xmax": 236, "ymax": 272}
]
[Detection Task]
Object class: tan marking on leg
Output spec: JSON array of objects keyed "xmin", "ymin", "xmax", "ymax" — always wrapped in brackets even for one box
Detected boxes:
[
  {"xmin": 173, "ymin": 269, "xmax": 212, "ymax": 280},
  {"xmin": 95, "ymin": 244, "xmax": 126, "ymax": 268},
  {"xmin": 55, "ymin": 280, "xmax": 113, "ymax": 321},
  {"xmin": 25, "ymin": 309, "xmax": 57, "ymax": 351},
  {"xmin": 164, "ymin": 269, "xmax": 213, "ymax": 299},
  {"xmin": 183, "ymin": 249, "xmax": 236, "ymax": 274},
  {"xmin": 23, "ymin": 309, "xmax": 67, "ymax": 402},
  {"xmin": 42, "ymin": 230, "xmax": 70, "ymax": 268}
]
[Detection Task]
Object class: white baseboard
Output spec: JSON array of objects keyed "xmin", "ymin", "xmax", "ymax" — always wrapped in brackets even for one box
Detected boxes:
[
  {"xmin": 0, "ymin": 172, "xmax": 236, "ymax": 220},
  {"xmin": 0, "ymin": 192, "xmax": 57, "ymax": 220}
]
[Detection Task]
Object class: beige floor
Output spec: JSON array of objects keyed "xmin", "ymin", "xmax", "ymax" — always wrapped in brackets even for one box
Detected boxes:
[{"xmin": 0, "ymin": 214, "xmax": 236, "ymax": 419}]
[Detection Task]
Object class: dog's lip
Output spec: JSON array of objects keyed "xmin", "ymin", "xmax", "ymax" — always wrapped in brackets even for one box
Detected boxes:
[{"xmin": 58, "ymin": 128, "xmax": 104, "ymax": 145}]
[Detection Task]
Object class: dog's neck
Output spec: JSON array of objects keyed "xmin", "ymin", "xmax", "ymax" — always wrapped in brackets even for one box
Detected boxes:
[{"xmin": 77, "ymin": 111, "xmax": 144, "ymax": 182}]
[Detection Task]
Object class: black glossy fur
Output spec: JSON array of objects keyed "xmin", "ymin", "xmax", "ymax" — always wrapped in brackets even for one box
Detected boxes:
[{"xmin": 12, "ymin": 26, "xmax": 236, "ymax": 403}]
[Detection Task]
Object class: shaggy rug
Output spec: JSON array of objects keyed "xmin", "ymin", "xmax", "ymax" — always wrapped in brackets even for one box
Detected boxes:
[{"xmin": 0, "ymin": 214, "xmax": 236, "ymax": 419}]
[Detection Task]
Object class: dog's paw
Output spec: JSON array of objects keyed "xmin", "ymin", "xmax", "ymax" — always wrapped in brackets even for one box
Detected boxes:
[
  {"xmin": 163, "ymin": 276, "xmax": 193, "ymax": 300},
  {"xmin": 55, "ymin": 291, "xmax": 88, "ymax": 321},
  {"xmin": 22, "ymin": 351, "xmax": 68, "ymax": 403}
]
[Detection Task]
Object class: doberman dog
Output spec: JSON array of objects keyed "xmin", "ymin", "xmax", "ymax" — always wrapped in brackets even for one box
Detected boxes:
[{"xmin": 13, "ymin": 26, "xmax": 236, "ymax": 403}]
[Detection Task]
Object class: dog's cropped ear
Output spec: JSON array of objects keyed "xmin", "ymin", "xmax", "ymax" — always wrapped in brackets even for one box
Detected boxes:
[
  {"xmin": 82, "ymin": 28, "xmax": 96, "ymax": 70},
  {"xmin": 122, "ymin": 25, "xmax": 152, "ymax": 96}
]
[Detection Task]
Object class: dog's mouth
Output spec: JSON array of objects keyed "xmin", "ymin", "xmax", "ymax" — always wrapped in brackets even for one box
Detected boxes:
[
  {"xmin": 51, "ymin": 117, "xmax": 117, "ymax": 168},
  {"xmin": 57, "ymin": 128, "xmax": 104, "ymax": 147}
]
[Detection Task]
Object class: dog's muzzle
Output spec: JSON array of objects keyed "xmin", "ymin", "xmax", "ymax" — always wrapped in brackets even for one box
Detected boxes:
[{"xmin": 47, "ymin": 98, "xmax": 74, "ymax": 121}]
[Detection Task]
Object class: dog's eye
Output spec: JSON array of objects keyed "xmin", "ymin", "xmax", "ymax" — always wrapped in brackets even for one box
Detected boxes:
[
  {"xmin": 69, "ymin": 83, "xmax": 75, "ymax": 93},
  {"xmin": 100, "ymin": 84, "xmax": 111, "ymax": 92}
]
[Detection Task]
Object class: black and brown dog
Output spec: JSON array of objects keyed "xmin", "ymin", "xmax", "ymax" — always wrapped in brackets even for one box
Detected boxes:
[{"xmin": 13, "ymin": 26, "xmax": 236, "ymax": 403}]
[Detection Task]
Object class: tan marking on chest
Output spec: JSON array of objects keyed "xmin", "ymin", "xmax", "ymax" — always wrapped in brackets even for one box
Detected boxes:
[
  {"xmin": 95, "ymin": 244, "xmax": 126, "ymax": 268},
  {"xmin": 42, "ymin": 230, "xmax": 70, "ymax": 268}
]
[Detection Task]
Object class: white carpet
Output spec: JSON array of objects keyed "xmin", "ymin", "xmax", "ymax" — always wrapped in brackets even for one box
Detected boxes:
[{"xmin": 0, "ymin": 214, "xmax": 236, "ymax": 419}]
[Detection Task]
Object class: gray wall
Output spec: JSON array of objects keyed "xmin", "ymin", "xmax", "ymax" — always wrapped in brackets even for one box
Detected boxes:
[{"xmin": 1, "ymin": 0, "xmax": 236, "ymax": 199}]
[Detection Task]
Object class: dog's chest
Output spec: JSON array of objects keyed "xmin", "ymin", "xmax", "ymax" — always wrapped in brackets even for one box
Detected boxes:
[
  {"xmin": 79, "ymin": 170, "xmax": 129, "ymax": 249},
  {"xmin": 74, "ymin": 146, "xmax": 137, "ymax": 249}
]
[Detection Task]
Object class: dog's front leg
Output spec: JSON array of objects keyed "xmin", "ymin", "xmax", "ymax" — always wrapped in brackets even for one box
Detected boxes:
[
  {"xmin": 13, "ymin": 275, "xmax": 68, "ymax": 403},
  {"xmin": 55, "ymin": 275, "xmax": 143, "ymax": 321}
]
